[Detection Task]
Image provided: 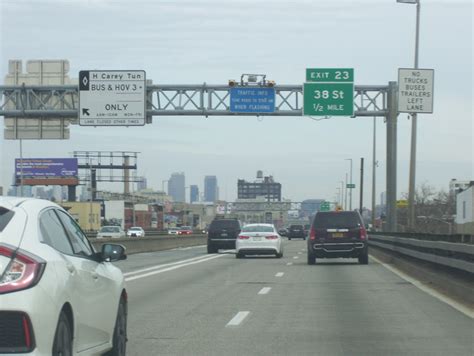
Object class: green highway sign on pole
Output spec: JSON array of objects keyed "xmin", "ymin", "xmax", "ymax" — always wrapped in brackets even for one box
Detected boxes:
[
  {"xmin": 303, "ymin": 68, "xmax": 354, "ymax": 117},
  {"xmin": 303, "ymin": 83, "xmax": 354, "ymax": 116},
  {"xmin": 320, "ymin": 201, "xmax": 331, "ymax": 211},
  {"xmin": 346, "ymin": 183, "xmax": 356, "ymax": 189}
]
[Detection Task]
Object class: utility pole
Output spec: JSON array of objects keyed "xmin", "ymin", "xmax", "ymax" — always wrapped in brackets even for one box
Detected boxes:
[
  {"xmin": 386, "ymin": 81, "xmax": 398, "ymax": 232},
  {"xmin": 372, "ymin": 117, "xmax": 377, "ymax": 228},
  {"xmin": 345, "ymin": 159, "xmax": 353, "ymax": 210},
  {"xmin": 408, "ymin": 0, "xmax": 421, "ymax": 230}
]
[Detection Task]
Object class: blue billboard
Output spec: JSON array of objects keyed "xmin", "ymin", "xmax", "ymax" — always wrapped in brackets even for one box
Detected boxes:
[
  {"xmin": 15, "ymin": 158, "xmax": 78, "ymax": 178},
  {"xmin": 229, "ymin": 87, "xmax": 276, "ymax": 113}
]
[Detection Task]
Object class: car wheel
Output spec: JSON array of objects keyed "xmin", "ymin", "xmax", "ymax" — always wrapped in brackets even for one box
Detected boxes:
[
  {"xmin": 288, "ymin": 237, "xmax": 292, "ymax": 240},
  {"xmin": 52, "ymin": 311, "xmax": 73, "ymax": 356},
  {"xmin": 276, "ymin": 252, "xmax": 283, "ymax": 258},
  {"xmin": 108, "ymin": 298, "xmax": 127, "ymax": 356},
  {"xmin": 358, "ymin": 252, "xmax": 369, "ymax": 265},
  {"xmin": 207, "ymin": 244, "xmax": 216, "ymax": 254},
  {"xmin": 307, "ymin": 253, "xmax": 316, "ymax": 265},
  {"xmin": 236, "ymin": 252, "xmax": 244, "ymax": 259}
]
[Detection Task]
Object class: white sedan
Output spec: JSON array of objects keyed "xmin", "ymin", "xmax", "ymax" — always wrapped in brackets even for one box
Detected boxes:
[
  {"xmin": 236, "ymin": 223, "xmax": 284, "ymax": 258},
  {"xmin": 0, "ymin": 197, "xmax": 128, "ymax": 355},
  {"xmin": 127, "ymin": 226, "xmax": 145, "ymax": 238}
]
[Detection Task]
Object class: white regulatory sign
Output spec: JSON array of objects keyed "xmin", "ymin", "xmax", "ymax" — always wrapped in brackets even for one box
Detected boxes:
[
  {"xmin": 79, "ymin": 70, "xmax": 146, "ymax": 126},
  {"xmin": 398, "ymin": 68, "xmax": 434, "ymax": 114}
]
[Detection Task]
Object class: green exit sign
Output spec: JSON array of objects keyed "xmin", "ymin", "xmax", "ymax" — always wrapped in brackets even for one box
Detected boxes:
[
  {"xmin": 346, "ymin": 183, "xmax": 356, "ymax": 189},
  {"xmin": 306, "ymin": 68, "xmax": 354, "ymax": 82},
  {"xmin": 320, "ymin": 202, "xmax": 331, "ymax": 211},
  {"xmin": 303, "ymin": 68, "xmax": 354, "ymax": 117}
]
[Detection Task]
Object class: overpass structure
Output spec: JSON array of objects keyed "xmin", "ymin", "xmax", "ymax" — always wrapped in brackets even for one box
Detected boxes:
[{"xmin": 0, "ymin": 81, "xmax": 399, "ymax": 231}]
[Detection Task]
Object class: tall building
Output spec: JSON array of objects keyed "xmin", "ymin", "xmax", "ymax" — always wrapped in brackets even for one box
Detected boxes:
[
  {"xmin": 190, "ymin": 185, "xmax": 199, "ymax": 203},
  {"xmin": 238, "ymin": 174, "xmax": 281, "ymax": 202},
  {"xmin": 204, "ymin": 176, "xmax": 218, "ymax": 202},
  {"xmin": 168, "ymin": 172, "xmax": 185, "ymax": 202},
  {"xmin": 137, "ymin": 177, "xmax": 147, "ymax": 191},
  {"xmin": 301, "ymin": 199, "xmax": 325, "ymax": 217}
]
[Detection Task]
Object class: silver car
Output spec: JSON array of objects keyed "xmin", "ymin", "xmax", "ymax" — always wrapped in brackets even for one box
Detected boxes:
[
  {"xmin": 97, "ymin": 226, "xmax": 126, "ymax": 239},
  {"xmin": 236, "ymin": 223, "xmax": 283, "ymax": 258}
]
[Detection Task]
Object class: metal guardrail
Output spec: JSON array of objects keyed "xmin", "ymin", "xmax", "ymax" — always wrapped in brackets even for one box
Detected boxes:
[
  {"xmin": 369, "ymin": 234, "xmax": 474, "ymax": 274},
  {"xmin": 372, "ymin": 231, "xmax": 473, "ymax": 244}
]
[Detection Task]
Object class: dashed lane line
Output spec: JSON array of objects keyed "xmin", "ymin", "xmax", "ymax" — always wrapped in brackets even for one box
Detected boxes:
[
  {"xmin": 275, "ymin": 272, "xmax": 284, "ymax": 277},
  {"xmin": 226, "ymin": 311, "xmax": 250, "ymax": 327},
  {"xmin": 258, "ymin": 287, "xmax": 272, "ymax": 295}
]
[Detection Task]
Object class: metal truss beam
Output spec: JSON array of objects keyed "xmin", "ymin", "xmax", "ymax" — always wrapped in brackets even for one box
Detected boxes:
[{"xmin": 0, "ymin": 84, "xmax": 388, "ymax": 119}]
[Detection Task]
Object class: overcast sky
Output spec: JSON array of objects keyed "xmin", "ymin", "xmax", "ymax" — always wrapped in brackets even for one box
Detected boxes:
[{"xmin": 0, "ymin": 0, "xmax": 472, "ymax": 205}]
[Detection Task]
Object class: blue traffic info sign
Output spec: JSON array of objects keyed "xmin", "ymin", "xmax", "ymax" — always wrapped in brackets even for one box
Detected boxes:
[
  {"xmin": 229, "ymin": 87, "xmax": 276, "ymax": 113},
  {"xmin": 303, "ymin": 68, "xmax": 354, "ymax": 117}
]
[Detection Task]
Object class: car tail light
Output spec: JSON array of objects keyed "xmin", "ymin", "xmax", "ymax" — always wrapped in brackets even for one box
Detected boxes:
[
  {"xmin": 265, "ymin": 235, "xmax": 278, "ymax": 240},
  {"xmin": 309, "ymin": 228, "xmax": 316, "ymax": 240},
  {"xmin": 238, "ymin": 235, "xmax": 250, "ymax": 239},
  {"xmin": 359, "ymin": 226, "xmax": 367, "ymax": 240},
  {"xmin": 0, "ymin": 244, "xmax": 46, "ymax": 294}
]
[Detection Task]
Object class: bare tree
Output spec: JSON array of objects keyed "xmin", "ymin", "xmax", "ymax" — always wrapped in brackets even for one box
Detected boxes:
[{"xmin": 399, "ymin": 182, "xmax": 454, "ymax": 234}]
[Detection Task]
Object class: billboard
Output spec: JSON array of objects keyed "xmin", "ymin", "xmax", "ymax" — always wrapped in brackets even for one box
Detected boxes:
[{"xmin": 15, "ymin": 158, "xmax": 79, "ymax": 186}]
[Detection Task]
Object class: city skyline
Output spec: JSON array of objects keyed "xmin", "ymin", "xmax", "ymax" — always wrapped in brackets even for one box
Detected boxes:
[{"xmin": 0, "ymin": 0, "xmax": 472, "ymax": 208}]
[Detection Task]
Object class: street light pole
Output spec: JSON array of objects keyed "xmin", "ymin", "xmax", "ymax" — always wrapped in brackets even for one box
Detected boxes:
[
  {"xmin": 340, "ymin": 180, "xmax": 345, "ymax": 209},
  {"xmin": 398, "ymin": 0, "xmax": 421, "ymax": 230},
  {"xmin": 372, "ymin": 117, "xmax": 377, "ymax": 228},
  {"xmin": 345, "ymin": 159, "xmax": 353, "ymax": 210}
]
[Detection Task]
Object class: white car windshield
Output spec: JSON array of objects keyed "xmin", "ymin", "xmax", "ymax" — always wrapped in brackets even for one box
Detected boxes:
[
  {"xmin": 100, "ymin": 226, "xmax": 120, "ymax": 233},
  {"xmin": 129, "ymin": 227, "xmax": 141, "ymax": 231}
]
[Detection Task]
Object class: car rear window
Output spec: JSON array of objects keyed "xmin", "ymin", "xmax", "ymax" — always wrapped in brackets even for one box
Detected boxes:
[
  {"xmin": 242, "ymin": 225, "xmax": 274, "ymax": 233},
  {"xmin": 313, "ymin": 212, "xmax": 361, "ymax": 228},
  {"xmin": 0, "ymin": 208, "xmax": 14, "ymax": 232},
  {"xmin": 209, "ymin": 220, "xmax": 239, "ymax": 230},
  {"xmin": 290, "ymin": 225, "xmax": 303, "ymax": 229}
]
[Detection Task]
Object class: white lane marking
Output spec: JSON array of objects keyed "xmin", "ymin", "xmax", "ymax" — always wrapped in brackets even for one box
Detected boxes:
[
  {"xmin": 298, "ymin": 252, "xmax": 302, "ymax": 255},
  {"xmin": 258, "ymin": 287, "xmax": 272, "ymax": 295},
  {"xmin": 226, "ymin": 311, "xmax": 250, "ymax": 327},
  {"xmin": 125, "ymin": 254, "xmax": 224, "ymax": 282},
  {"xmin": 275, "ymin": 272, "xmax": 284, "ymax": 277},
  {"xmin": 286, "ymin": 262, "xmax": 293, "ymax": 266},
  {"xmin": 293, "ymin": 256, "xmax": 299, "ymax": 259},
  {"xmin": 123, "ymin": 254, "xmax": 218, "ymax": 277},
  {"xmin": 172, "ymin": 245, "xmax": 206, "ymax": 251},
  {"xmin": 370, "ymin": 255, "xmax": 473, "ymax": 319}
]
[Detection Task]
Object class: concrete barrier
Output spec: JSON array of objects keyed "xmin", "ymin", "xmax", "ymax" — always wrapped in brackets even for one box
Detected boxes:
[{"xmin": 91, "ymin": 234, "xmax": 207, "ymax": 255}]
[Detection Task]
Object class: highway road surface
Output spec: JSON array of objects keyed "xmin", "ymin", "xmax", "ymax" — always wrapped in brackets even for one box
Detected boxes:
[{"xmin": 115, "ymin": 240, "xmax": 473, "ymax": 356}]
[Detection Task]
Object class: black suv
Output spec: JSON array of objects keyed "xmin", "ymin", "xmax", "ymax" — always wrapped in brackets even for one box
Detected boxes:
[
  {"xmin": 207, "ymin": 218, "xmax": 241, "ymax": 253},
  {"xmin": 307, "ymin": 211, "xmax": 368, "ymax": 265},
  {"xmin": 287, "ymin": 224, "xmax": 306, "ymax": 240}
]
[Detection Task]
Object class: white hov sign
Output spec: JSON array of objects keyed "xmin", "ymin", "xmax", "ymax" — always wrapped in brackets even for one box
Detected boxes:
[
  {"xmin": 398, "ymin": 68, "xmax": 434, "ymax": 113},
  {"xmin": 79, "ymin": 70, "xmax": 146, "ymax": 126}
]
